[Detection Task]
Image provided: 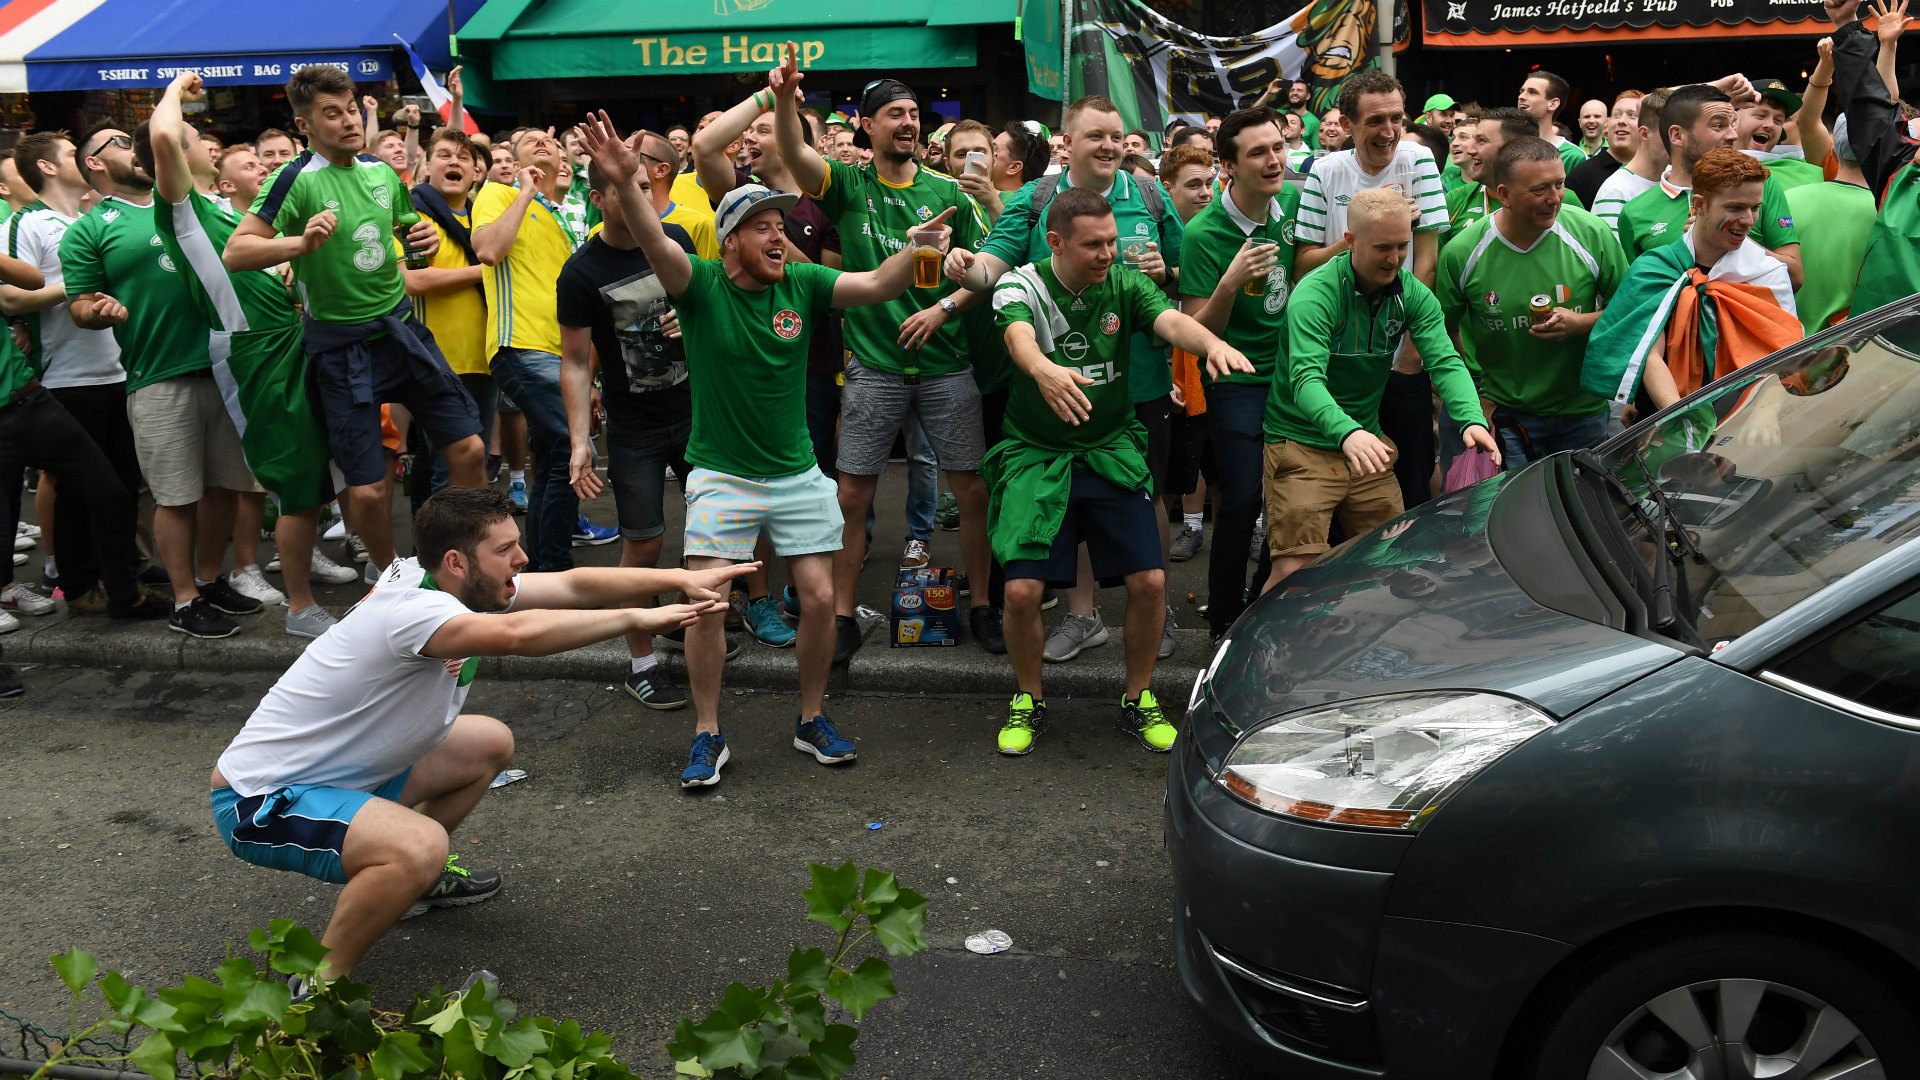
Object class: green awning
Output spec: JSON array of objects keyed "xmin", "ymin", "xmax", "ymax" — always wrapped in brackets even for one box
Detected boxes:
[{"xmin": 458, "ymin": 0, "xmax": 995, "ymax": 80}]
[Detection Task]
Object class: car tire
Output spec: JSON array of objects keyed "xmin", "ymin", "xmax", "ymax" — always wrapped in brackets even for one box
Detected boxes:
[{"xmin": 1516, "ymin": 930, "xmax": 1918, "ymax": 1080}]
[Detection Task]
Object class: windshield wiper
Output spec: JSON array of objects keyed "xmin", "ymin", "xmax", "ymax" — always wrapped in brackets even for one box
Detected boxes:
[{"xmin": 1589, "ymin": 449, "xmax": 1708, "ymax": 649}]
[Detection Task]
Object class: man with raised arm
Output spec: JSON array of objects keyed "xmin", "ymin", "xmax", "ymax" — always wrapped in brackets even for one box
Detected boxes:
[{"xmin": 577, "ymin": 110, "xmax": 950, "ymax": 788}]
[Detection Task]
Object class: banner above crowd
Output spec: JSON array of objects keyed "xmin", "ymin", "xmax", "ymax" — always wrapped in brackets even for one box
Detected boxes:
[
  {"xmin": 1025, "ymin": 0, "xmax": 1408, "ymax": 135},
  {"xmin": 1422, "ymin": 0, "xmax": 1827, "ymax": 44}
]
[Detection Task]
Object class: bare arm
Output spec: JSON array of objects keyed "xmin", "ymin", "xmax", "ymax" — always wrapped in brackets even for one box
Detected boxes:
[
  {"xmin": 1767, "ymin": 243, "xmax": 1804, "ymax": 290},
  {"xmin": 1800, "ymin": 38, "xmax": 1837, "ymax": 167},
  {"xmin": 1151, "ymin": 307, "xmax": 1254, "ymax": 378},
  {"xmin": 834, "ymin": 206, "xmax": 955, "ymax": 309},
  {"xmin": 0, "ymin": 256, "xmax": 42, "ymax": 291},
  {"xmin": 561, "ymin": 323, "xmax": 601, "ymax": 499},
  {"xmin": 1412, "ymin": 230, "xmax": 1438, "ymax": 288},
  {"xmin": 447, "ymin": 66, "xmax": 466, "ymax": 133},
  {"xmin": 577, "ymin": 111, "xmax": 692, "ymax": 296},
  {"xmin": 472, "ymin": 173, "xmax": 540, "ymax": 266},
  {"xmin": 151, "ymin": 72, "xmax": 202, "ymax": 205},
  {"xmin": 423, "ymin": 605, "xmax": 713, "ymax": 659},
  {"xmin": 224, "ymin": 210, "xmax": 328, "ymax": 272},
  {"xmin": 693, "ymin": 89, "xmax": 769, "ymax": 205},
  {"xmin": 403, "ymin": 263, "xmax": 483, "ymax": 297},
  {"xmin": 1294, "ymin": 240, "xmax": 1346, "ymax": 277},
  {"xmin": 769, "ymin": 44, "xmax": 827, "ymax": 197},
  {"xmin": 1181, "ymin": 239, "xmax": 1275, "ymax": 335},
  {"xmin": 1874, "ymin": 0, "xmax": 1908, "ymax": 101},
  {"xmin": 508, "ymin": 562, "xmax": 760, "ymax": 610}
]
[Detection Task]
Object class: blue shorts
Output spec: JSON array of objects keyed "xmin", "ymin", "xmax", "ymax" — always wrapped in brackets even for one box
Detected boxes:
[
  {"xmin": 1005, "ymin": 467, "xmax": 1164, "ymax": 589},
  {"xmin": 210, "ymin": 769, "xmax": 411, "ymax": 885},
  {"xmin": 309, "ymin": 314, "xmax": 482, "ymax": 488},
  {"xmin": 683, "ymin": 466, "xmax": 843, "ymax": 560}
]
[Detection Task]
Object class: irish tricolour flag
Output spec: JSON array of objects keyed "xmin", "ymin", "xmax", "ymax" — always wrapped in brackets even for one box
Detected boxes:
[{"xmin": 394, "ymin": 36, "xmax": 478, "ymax": 135}]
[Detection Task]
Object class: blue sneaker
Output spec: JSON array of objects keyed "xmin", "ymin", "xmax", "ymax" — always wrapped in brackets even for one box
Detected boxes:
[
  {"xmin": 572, "ymin": 514, "xmax": 619, "ymax": 546},
  {"xmin": 776, "ymin": 584, "xmax": 801, "ymax": 626},
  {"xmin": 682, "ymin": 730, "xmax": 729, "ymax": 788},
  {"xmin": 746, "ymin": 595, "xmax": 796, "ymax": 647},
  {"xmin": 794, "ymin": 714, "xmax": 856, "ymax": 764},
  {"xmin": 508, "ymin": 479, "xmax": 527, "ymax": 514}
]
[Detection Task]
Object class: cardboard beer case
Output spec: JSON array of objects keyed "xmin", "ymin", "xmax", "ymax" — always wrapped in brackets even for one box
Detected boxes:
[{"xmin": 890, "ymin": 566, "xmax": 961, "ymax": 647}]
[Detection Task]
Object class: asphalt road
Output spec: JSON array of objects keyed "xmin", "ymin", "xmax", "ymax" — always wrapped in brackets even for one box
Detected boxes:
[{"xmin": 0, "ymin": 666, "xmax": 1264, "ymax": 1079}]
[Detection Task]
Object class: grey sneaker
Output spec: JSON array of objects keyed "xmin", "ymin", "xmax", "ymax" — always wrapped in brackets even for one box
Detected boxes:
[
  {"xmin": 1043, "ymin": 611, "xmax": 1109, "ymax": 663},
  {"xmin": 285, "ymin": 605, "xmax": 339, "ymax": 639},
  {"xmin": 1159, "ymin": 604, "xmax": 1177, "ymax": 660},
  {"xmin": 1169, "ymin": 523, "xmax": 1204, "ymax": 562},
  {"xmin": 345, "ymin": 533, "xmax": 370, "ymax": 564},
  {"xmin": 1249, "ymin": 513, "xmax": 1266, "ymax": 563}
]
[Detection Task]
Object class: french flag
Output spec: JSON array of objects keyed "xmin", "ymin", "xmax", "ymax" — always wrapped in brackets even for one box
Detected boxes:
[{"xmin": 394, "ymin": 35, "xmax": 478, "ymax": 135}]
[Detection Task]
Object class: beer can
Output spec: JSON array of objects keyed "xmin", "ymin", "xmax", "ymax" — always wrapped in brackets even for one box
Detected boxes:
[{"xmin": 1529, "ymin": 294, "xmax": 1553, "ymax": 320}]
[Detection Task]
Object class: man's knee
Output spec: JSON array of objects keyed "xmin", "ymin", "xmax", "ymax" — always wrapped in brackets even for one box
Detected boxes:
[
  {"xmin": 457, "ymin": 714, "xmax": 515, "ymax": 772},
  {"xmin": 1005, "ymin": 578, "xmax": 1044, "ymax": 612},
  {"xmin": 1128, "ymin": 568, "xmax": 1167, "ymax": 603},
  {"xmin": 445, "ymin": 435, "xmax": 484, "ymax": 463}
]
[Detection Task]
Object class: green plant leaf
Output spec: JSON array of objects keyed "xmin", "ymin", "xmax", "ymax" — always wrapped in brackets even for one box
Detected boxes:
[
  {"xmin": 783, "ymin": 993, "xmax": 825, "ymax": 1043},
  {"xmin": 824, "ymin": 958, "xmax": 895, "ymax": 1021},
  {"xmin": 715, "ymin": 983, "xmax": 771, "ymax": 1028},
  {"xmin": 422, "ymin": 994, "xmax": 468, "ymax": 1036},
  {"xmin": 265, "ymin": 925, "xmax": 330, "ymax": 977},
  {"xmin": 785, "ymin": 949, "xmax": 831, "ymax": 995},
  {"xmin": 175, "ymin": 1020, "xmax": 235, "ymax": 1059},
  {"xmin": 758, "ymin": 1029, "xmax": 809, "ymax": 1068},
  {"xmin": 859, "ymin": 868, "xmax": 900, "ymax": 911},
  {"xmin": 128, "ymin": 1030, "xmax": 177, "ymax": 1080},
  {"xmin": 667, "ymin": 1017, "xmax": 701, "ymax": 1066},
  {"xmin": 803, "ymin": 862, "xmax": 858, "ymax": 934},
  {"xmin": 325, "ymin": 1065, "xmax": 362, "ymax": 1080},
  {"xmin": 331, "ymin": 997, "xmax": 382, "ymax": 1056},
  {"xmin": 529, "ymin": 1057, "xmax": 555, "ymax": 1080},
  {"xmin": 690, "ymin": 1011, "xmax": 763, "ymax": 1073},
  {"xmin": 220, "ymin": 971, "xmax": 291, "ymax": 1026},
  {"xmin": 576, "ymin": 1029, "xmax": 611, "ymax": 1062},
  {"xmin": 370, "ymin": 1031, "xmax": 434, "ymax": 1080},
  {"xmin": 810, "ymin": 1024, "xmax": 858, "ymax": 1080},
  {"xmin": 869, "ymin": 887, "xmax": 929, "ymax": 957},
  {"xmin": 50, "ymin": 948, "xmax": 97, "ymax": 994},
  {"xmin": 672, "ymin": 1060, "xmax": 712, "ymax": 1077},
  {"xmin": 780, "ymin": 1059, "xmax": 827, "ymax": 1080},
  {"xmin": 489, "ymin": 1018, "xmax": 550, "ymax": 1068},
  {"xmin": 438, "ymin": 1011, "xmax": 489, "ymax": 1080},
  {"xmin": 99, "ymin": 971, "xmax": 138, "ymax": 1013}
]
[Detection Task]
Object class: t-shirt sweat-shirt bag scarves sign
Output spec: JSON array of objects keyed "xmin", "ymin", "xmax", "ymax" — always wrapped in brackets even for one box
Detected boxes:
[{"xmin": 1027, "ymin": 0, "xmax": 1408, "ymax": 134}]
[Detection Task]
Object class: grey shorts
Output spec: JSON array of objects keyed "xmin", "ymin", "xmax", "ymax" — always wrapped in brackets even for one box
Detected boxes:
[
  {"xmin": 835, "ymin": 355, "xmax": 983, "ymax": 476},
  {"xmin": 127, "ymin": 374, "xmax": 261, "ymax": 506}
]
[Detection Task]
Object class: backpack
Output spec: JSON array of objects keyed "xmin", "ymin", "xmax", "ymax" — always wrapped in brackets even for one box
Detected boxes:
[{"xmin": 1029, "ymin": 172, "xmax": 1170, "ymax": 230}]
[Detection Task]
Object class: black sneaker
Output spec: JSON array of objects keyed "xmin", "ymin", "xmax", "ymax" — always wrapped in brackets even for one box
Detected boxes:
[
  {"xmin": 403, "ymin": 855, "xmax": 501, "ymax": 919},
  {"xmin": 168, "ymin": 596, "xmax": 240, "ymax": 639},
  {"xmin": 624, "ymin": 665, "xmax": 688, "ymax": 710},
  {"xmin": 109, "ymin": 590, "xmax": 171, "ymax": 621},
  {"xmin": 832, "ymin": 614, "xmax": 863, "ymax": 664},
  {"xmin": 655, "ymin": 627, "xmax": 741, "ymax": 659},
  {"xmin": 0, "ymin": 662, "xmax": 21, "ymax": 698},
  {"xmin": 198, "ymin": 576, "xmax": 264, "ymax": 616},
  {"xmin": 137, "ymin": 564, "xmax": 172, "ymax": 587},
  {"xmin": 970, "ymin": 605, "xmax": 1006, "ymax": 654},
  {"xmin": 1041, "ymin": 588, "xmax": 1060, "ymax": 611}
]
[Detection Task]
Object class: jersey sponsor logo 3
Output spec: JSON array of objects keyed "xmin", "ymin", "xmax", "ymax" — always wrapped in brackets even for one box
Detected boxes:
[
  {"xmin": 1263, "ymin": 267, "xmax": 1290, "ymax": 315},
  {"xmin": 351, "ymin": 222, "xmax": 387, "ymax": 272},
  {"xmin": 1100, "ymin": 312, "xmax": 1120, "ymax": 335},
  {"xmin": 772, "ymin": 308, "xmax": 804, "ymax": 339}
]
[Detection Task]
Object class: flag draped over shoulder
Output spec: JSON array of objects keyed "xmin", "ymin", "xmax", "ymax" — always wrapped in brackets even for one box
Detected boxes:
[{"xmin": 1582, "ymin": 238, "xmax": 1802, "ymax": 405}]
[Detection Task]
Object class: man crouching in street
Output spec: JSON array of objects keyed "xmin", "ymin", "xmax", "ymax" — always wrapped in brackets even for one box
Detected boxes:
[{"xmin": 209, "ymin": 486, "xmax": 753, "ymax": 985}]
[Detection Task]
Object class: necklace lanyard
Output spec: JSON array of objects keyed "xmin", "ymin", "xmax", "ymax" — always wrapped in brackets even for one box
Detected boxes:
[{"xmin": 418, "ymin": 570, "xmax": 479, "ymax": 686}]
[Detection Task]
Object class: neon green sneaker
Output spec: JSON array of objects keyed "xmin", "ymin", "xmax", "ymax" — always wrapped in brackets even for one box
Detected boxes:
[
  {"xmin": 1121, "ymin": 689, "xmax": 1178, "ymax": 752},
  {"xmin": 998, "ymin": 692, "xmax": 1049, "ymax": 755}
]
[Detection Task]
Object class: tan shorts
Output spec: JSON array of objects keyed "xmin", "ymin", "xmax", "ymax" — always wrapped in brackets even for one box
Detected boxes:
[
  {"xmin": 127, "ymin": 375, "xmax": 261, "ymax": 507},
  {"xmin": 1263, "ymin": 439, "xmax": 1404, "ymax": 559}
]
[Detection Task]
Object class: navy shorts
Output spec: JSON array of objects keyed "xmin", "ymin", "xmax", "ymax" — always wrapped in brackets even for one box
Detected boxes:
[
  {"xmin": 309, "ymin": 315, "xmax": 482, "ymax": 488},
  {"xmin": 1005, "ymin": 467, "xmax": 1165, "ymax": 589}
]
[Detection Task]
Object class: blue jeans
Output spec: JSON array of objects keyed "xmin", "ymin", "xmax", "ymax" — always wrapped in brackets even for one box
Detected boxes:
[
  {"xmin": 1204, "ymin": 382, "xmax": 1270, "ymax": 636},
  {"xmin": 863, "ymin": 409, "xmax": 938, "ymax": 543},
  {"xmin": 1492, "ymin": 407, "xmax": 1610, "ymax": 470},
  {"xmin": 490, "ymin": 348, "xmax": 576, "ymax": 572}
]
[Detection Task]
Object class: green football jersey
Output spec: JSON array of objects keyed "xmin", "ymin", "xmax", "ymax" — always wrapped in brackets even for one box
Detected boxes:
[
  {"xmin": 1785, "ymin": 179, "xmax": 1877, "ymax": 334},
  {"xmin": 0, "ymin": 314, "xmax": 33, "ymax": 402},
  {"xmin": 1177, "ymin": 182, "xmax": 1301, "ymax": 386},
  {"xmin": 1615, "ymin": 171, "xmax": 1799, "ymax": 262},
  {"xmin": 1436, "ymin": 205, "xmax": 1626, "ymax": 418},
  {"xmin": 1444, "ymin": 182, "xmax": 1497, "ymax": 249},
  {"xmin": 1441, "ymin": 159, "xmax": 1466, "ymax": 193},
  {"xmin": 979, "ymin": 169, "xmax": 1183, "ymax": 403},
  {"xmin": 807, "ymin": 159, "xmax": 985, "ymax": 379},
  {"xmin": 157, "ymin": 191, "xmax": 299, "ymax": 335},
  {"xmin": 674, "ymin": 258, "xmax": 841, "ymax": 479},
  {"xmin": 58, "ymin": 195, "xmax": 213, "ymax": 393},
  {"xmin": 992, "ymin": 259, "xmax": 1171, "ymax": 452},
  {"xmin": 250, "ymin": 152, "xmax": 410, "ymax": 325}
]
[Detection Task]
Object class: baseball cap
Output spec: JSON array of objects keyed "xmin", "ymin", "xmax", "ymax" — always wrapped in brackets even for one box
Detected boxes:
[
  {"xmin": 860, "ymin": 78, "xmax": 916, "ymax": 118},
  {"xmin": 1753, "ymin": 78, "xmax": 1803, "ymax": 116},
  {"xmin": 1833, "ymin": 113, "xmax": 1858, "ymax": 164},
  {"xmin": 824, "ymin": 110, "xmax": 853, "ymax": 130},
  {"xmin": 714, "ymin": 183, "xmax": 800, "ymax": 243},
  {"xmin": 1423, "ymin": 93, "xmax": 1458, "ymax": 113}
]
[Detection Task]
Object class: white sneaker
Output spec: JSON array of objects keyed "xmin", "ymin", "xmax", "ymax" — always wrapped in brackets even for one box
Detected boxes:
[
  {"xmin": 13, "ymin": 532, "xmax": 33, "ymax": 552},
  {"xmin": 11, "ymin": 552, "xmax": 24, "ymax": 567},
  {"xmin": 0, "ymin": 608, "xmax": 20, "ymax": 633},
  {"xmin": 322, "ymin": 515, "xmax": 346, "ymax": 541},
  {"xmin": 16, "ymin": 520, "xmax": 40, "ymax": 539},
  {"xmin": 309, "ymin": 548, "xmax": 359, "ymax": 585},
  {"xmin": 0, "ymin": 581, "xmax": 56, "ymax": 616},
  {"xmin": 900, "ymin": 538, "xmax": 930, "ymax": 569},
  {"xmin": 229, "ymin": 566, "xmax": 287, "ymax": 607}
]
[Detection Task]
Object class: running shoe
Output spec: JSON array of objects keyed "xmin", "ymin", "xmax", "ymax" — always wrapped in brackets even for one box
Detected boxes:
[
  {"xmin": 16, "ymin": 520, "xmax": 40, "ymax": 540},
  {"xmin": 935, "ymin": 490, "xmax": 960, "ymax": 531},
  {"xmin": 682, "ymin": 730, "xmax": 729, "ymax": 788},
  {"xmin": 776, "ymin": 584, "xmax": 801, "ymax": 626},
  {"xmin": 625, "ymin": 664, "xmax": 688, "ymax": 710},
  {"xmin": 0, "ymin": 608, "xmax": 19, "ymax": 634},
  {"xmin": 107, "ymin": 591, "xmax": 169, "ymax": 621},
  {"xmin": 403, "ymin": 854, "xmax": 502, "ymax": 918},
  {"xmin": 1120, "ymin": 689, "xmax": 1178, "ymax": 753},
  {"xmin": 1043, "ymin": 611, "xmax": 1108, "ymax": 663},
  {"xmin": 284, "ymin": 605, "xmax": 339, "ymax": 640},
  {"xmin": 0, "ymin": 582, "xmax": 56, "ymax": 617},
  {"xmin": 199, "ymin": 576, "xmax": 264, "ymax": 616},
  {"xmin": 168, "ymin": 597, "xmax": 239, "ymax": 639},
  {"xmin": 1159, "ymin": 604, "xmax": 1177, "ymax": 660},
  {"xmin": 970, "ymin": 605, "xmax": 1005, "ymax": 654},
  {"xmin": 307, "ymin": 547, "xmax": 360, "ymax": 585},
  {"xmin": 137, "ymin": 563, "xmax": 171, "ymax": 586},
  {"xmin": 345, "ymin": 533, "xmax": 370, "ymax": 564},
  {"xmin": 72, "ymin": 588, "xmax": 113, "ymax": 615},
  {"xmin": 831, "ymin": 614, "xmax": 863, "ymax": 664},
  {"xmin": 229, "ymin": 566, "xmax": 287, "ymax": 608},
  {"xmin": 656, "ymin": 626, "xmax": 742, "ymax": 658},
  {"xmin": 794, "ymin": 714, "xmax": 856, "ymax": 764},
  {"xmin": 745, "ymin": 595, "xmax": 795, "ymax": 647},
  {"xmin": 508, "ymin": 479, "xmax": 528, "ymax": 514},
  {"xmin": 322, "ymin": 510, "xmax": 346, "ymax": 541},
  {"xmin": 364, "ymin": 562, "xmax": 384, "ymax": 586},
  {"xmin": 1169, "ymin": 523, "xmax": 1204, "ymax": 562},
  {"xmin": 998, "ymin": 692, "xmax": 1048, "ymax": 755},
  {"xmin": 1249, "ymin": 513, "xmax": 1266, "ymax": 564},
  {"xmin": 571, "ymin": 515, "xmax": 619, "ymax": 546},
  {"xmin": 900, "ymin": 538, "xmax": 930, "ymax": 569},
  {"xmin": 0, "ymin": 661, "xmax": 22, "ymax": 697}
]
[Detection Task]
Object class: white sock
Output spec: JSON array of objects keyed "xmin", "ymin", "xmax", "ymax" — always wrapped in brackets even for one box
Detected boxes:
[
  {"xmin": 175, "ymin": 599, "xmax": 192, "ymax": 611},
  {"xmin": 195, "ymin": 578, "xmax": 214, "ymax": 588},
  {"xmin": 1183, "ymin": 512, "xmax": 1202, "ymax": 531},
  {"xmin": 240, "ymin": 564, "xmax": 260, "ymax": 575},
  {"xmin": 43, "ymin": 555, "xmax": 55, "ymax": 578},
  {"xmin": 630, "ymin": 653, "xmax": 659, "ymax": 674},
  {"xmin": 509, "ymin": 469, "xmax": 525, "ymax": 485}
]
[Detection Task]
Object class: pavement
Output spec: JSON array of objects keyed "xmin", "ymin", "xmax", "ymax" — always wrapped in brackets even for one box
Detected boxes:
[
  {"xmin": 0, "ymin": 669, "xmax": 1266, "ymax": 1079},
  {"xmin": 6, "ymin": 463, "xmax": 1237, "ymax": 701}
]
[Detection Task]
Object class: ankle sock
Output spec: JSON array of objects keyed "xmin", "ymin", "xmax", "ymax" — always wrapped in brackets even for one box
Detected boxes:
[
  {"xmin": 509, "ymin": 469, "xmax": 525, "ymax": 486},
  {"xmin": 1183, "ymin": 512, "xmax": 1203, "ymax": 531},
  {"xmin": 43, "ymin": 555, "xmax": 56, "ymax": 578},
  {"xmin": 630, "ymin": 653, "xmax": 659, "ymax": 674}
]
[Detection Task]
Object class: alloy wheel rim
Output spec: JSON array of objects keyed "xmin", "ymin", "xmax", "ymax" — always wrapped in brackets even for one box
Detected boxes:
[{"xmin": 1588, "ymin": 977, "xmax": 1885, "ymax": 1079}]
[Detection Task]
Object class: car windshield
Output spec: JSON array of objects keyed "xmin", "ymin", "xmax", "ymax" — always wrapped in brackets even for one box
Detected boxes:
[{"xmin": 1592, "ymin": 309, "xmax": 1920, "ymax": 647}]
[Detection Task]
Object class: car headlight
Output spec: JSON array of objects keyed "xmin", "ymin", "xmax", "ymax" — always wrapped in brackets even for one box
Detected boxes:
[{"xmin": 1218, "ymin": 692, "xmax": 1551, "ymax": 830}]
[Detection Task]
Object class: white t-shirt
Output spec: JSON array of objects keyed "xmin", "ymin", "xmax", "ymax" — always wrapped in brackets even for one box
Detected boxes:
[
  {"xmin": 1591, "ymin": 168, "xmax": 1658, "ymax": 233},
  {"xmin": 217, "ymin": 558, "xmax": 515, "ymax": 797},
  {"xmin": 7, "ymin": 205, "xmax": 123, "ymax": 388},
  {"xmin": 1296, "ymin": 143, "xmax": 1448, "ymax": 270}
]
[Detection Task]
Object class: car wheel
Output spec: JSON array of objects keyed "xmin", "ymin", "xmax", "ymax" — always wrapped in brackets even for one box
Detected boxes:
[{"xmin": 1519, "ymin": 931, "xmax": 1917, "ymax": 1080}]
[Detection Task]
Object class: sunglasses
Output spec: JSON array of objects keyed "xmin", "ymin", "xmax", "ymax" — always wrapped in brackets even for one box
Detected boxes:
[{"xmin": 83, "ymin": 133, "xmax": 132, "ymax": 157}]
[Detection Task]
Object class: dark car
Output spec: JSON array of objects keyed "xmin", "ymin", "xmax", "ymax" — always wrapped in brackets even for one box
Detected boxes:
[{"xmin": 1168, "ymin": 299, "xmax": 1920, "ymax": 1078}]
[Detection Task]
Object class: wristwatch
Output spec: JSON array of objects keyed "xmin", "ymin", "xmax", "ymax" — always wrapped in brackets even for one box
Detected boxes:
[{"xmin": 938, "ymin": 297, "xmax": 957, "ymax": 315}]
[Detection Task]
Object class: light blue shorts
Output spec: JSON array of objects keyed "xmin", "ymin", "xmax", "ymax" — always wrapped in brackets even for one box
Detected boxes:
[
  {"xmin": 210, "ymin": 769, "xmax": 412, "ymax": 885},
  {"xmin": 683, "ymin": 467, "xmax": 844, "ymax": 560}
]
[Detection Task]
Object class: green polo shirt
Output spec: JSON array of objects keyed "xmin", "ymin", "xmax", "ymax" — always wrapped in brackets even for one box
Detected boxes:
[{"xmin": 1615, "ymin": 169, "xmax": 1799, "ymax": 262}]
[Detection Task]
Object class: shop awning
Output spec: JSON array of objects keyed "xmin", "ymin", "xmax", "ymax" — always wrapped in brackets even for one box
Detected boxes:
[
  {"xmin": 457, "ymin": 0, "xmax": 993, "ymax": 82},
  {"xmin": 0, "ymin": 0, "xmax": 480, "ymax": 93}
]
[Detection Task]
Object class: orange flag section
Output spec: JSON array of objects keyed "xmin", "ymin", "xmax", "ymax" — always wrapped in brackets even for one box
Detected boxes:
[{"xmin": 1664, "ymin": 273, "xmax": 1804, "ymax": 399}]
